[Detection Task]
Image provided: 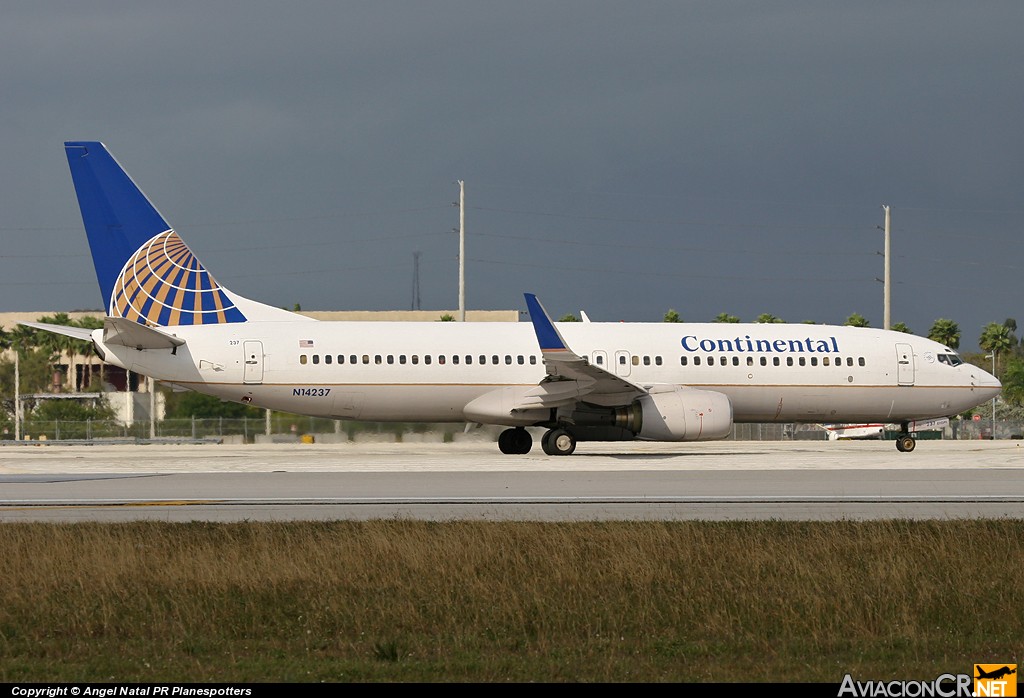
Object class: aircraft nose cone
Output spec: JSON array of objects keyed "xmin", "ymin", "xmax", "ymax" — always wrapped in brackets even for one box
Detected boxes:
[{"xmin": 974, "ymin": 372, "xmax": 1002, "ymax": 400}]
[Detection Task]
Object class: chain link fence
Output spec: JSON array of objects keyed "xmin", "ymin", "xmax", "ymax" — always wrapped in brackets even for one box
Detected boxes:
[{"xmin": 5, "ymin": 416, "xmax": 1021, "ymax": 444}]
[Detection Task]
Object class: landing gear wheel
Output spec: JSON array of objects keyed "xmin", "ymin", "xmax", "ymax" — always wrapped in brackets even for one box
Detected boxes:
[
  {"xmin": 895, "ymin": 435, "xmax": 916, "ymax": 453},
  {"xmin": 498, "ymin": 428, "xmax": 533, "ymax": 454},
  {"xmin": 541, "ymin": 428, "xmax": 576, "ymax": 456}
]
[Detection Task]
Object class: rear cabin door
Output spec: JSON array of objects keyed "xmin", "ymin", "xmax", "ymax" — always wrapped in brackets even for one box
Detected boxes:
[
  {"xmin": 896, "ymin": 343, "xmax": 915, "ymax": 386},
  {"xmin": 243, "ymin": 340, "xmax": 264, "ymax": 384}
]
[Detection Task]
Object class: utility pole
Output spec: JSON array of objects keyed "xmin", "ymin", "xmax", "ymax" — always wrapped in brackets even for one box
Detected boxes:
[
  {"xmin": 458, "ymin": 180, "xmax": 465, "ymax": 322},
  {"xmin": 14, "ymin": 349, "xmax": 20, "ymax": 441},
  {"xmin": 882, "ymin": 205, "xmax": 891, "ymax": 331}
]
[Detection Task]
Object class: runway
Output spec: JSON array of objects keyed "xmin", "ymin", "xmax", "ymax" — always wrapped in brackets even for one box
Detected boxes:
[{"xmin": 1, "ymin": 439, "xmax": 1023, "ymax": 522}]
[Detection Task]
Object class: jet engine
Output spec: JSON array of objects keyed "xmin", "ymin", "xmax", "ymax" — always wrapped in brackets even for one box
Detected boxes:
[{"xmin": 568, "ymin": 386, "xmax": 733, "ymax": 441}]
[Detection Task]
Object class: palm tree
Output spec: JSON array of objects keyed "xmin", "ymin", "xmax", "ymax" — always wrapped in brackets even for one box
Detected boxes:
[
  {"xmin": 36, "ymin": 314, "xmax": 77, "ymax": 392},
  {"xmin": 663, "ymin": 309, "xmax": 682, "ymax": 323},
  {"xmin": 890, "ymin": 322, "xmax": 912, "ymax": 334},
  {"xmin": 979, "ymin": 322, "xmax": 1015, "ymax": 375},
  {"xmin": 714, "ymin": 313, "xmax": 740, "ymax": 323},
  {"xmin": 74, "ymin": 316, "xmax": 105, "ymax": 389},
  {"xmin": 928, "ymin": 318, "xmax": 960, "ymax": 350},
  {"xmin": 1001, "ymin": 357, "xmax": 1024, "ymax": 406},
  {"xmin": 755, "ymin": 313, "xmax": 783, "ymax": 324},
  {"xmin": 844, "ymin": 313, "xmax": 870, "ymax": 328}
]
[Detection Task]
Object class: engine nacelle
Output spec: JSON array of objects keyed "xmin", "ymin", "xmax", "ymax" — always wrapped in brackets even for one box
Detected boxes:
[{"xmin": 633, "ymin": 386, "xmax": 733, "ymax": 441}]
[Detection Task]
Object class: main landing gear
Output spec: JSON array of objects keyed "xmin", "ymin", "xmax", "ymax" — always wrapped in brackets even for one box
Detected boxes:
[
  {"xmin": 497, "ymin": 427, "xmax": 533, "ymax": 454},
  {"xmin": 894, "ymin": 422, "xmax": 917, "ymax": 452},
  {"xmin": 497, "ymin": 427, "xmax": 578, "ymax": 455},
  {"xmin": 541, "ymin": 428, "xmax": 576, "ymax": 456}
]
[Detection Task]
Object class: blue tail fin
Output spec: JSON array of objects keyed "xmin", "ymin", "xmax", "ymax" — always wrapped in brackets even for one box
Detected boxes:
[{"xmin": 65, "ymin": 142, "xmax": 300, "ymax": 326}]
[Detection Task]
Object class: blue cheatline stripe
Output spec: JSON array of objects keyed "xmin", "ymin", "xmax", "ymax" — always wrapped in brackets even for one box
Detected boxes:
[{"xmin": 523, "ymin": 293, "xmax": 567, "ymax": 351}]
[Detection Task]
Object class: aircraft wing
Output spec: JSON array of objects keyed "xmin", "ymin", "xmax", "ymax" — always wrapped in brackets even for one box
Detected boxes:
[{"xmin": 520, "ymin": 293, "xmax": 646, "ymax": 409}]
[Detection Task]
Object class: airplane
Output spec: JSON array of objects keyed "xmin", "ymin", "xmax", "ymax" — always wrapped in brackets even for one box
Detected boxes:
[
  {"xmin": 23, "ymin": 141, "xmax": 1001, "ymax": 456},
  {"xmin": 820, "ymin": 417, "xmax": 948, "ymax": 441},
  {"xmin": 975, "ymin": 666, "xmax": 1016, "ymax": 681}
]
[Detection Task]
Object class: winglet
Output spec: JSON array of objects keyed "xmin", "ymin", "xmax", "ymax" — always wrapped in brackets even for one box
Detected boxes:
[{"xmin": 524, "ymin": 293, "xmax": 572, "ymax": 352}]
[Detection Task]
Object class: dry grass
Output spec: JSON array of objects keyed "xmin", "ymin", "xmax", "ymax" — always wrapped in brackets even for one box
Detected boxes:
[{"xmin": 0, "ymin": 520, "xmax": 1021, "ymax": 682}]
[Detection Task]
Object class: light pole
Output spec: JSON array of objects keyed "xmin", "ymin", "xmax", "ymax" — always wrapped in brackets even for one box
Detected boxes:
[{"xmin": 986, "ymin": 353, "xmax": 996, "ymax": 439}]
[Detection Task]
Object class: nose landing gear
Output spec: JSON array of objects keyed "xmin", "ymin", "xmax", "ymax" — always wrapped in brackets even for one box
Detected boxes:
[{"xmin": 894, "ymin": 423, "xmax": 916, "ymax": 452}]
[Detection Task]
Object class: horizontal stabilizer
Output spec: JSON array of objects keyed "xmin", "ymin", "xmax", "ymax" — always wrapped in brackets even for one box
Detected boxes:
[
  {"xmin": 103, "ymin": 317, "xmax": 186, "ymax": 350},
  {"xmin": 19, "ymin": 322, "xmax": 96, "ymax": 341}
]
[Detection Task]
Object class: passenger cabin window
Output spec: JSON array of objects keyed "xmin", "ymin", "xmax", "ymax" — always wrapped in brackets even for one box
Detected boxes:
[
  {"xmin": 694, "ymin": 356, "xmax": 702, "ymax": 366},
  {"xmin": 530, "ymin": 356, "xmax": 537, "ymax": 365},
  {"xmin": 858, "ymin": 357, "xmax": 866, "ymax": 366},
  {"xmin": 300, "ymin": 355, "xmax": 308, "ymax": 365},
  {"xmin": 632, "ymin": 356, "xmax": 640, "ymax": 366},
  {"xmin": 655, "ymin": 356, "xmax": 662, "ymax": 366},
  {"xmin": 312, "ymin": 355, "xmax": 320, "ymax": 365},
  {"xmin": 596, "ymin": 355, "xmax": 604, "ymax": 365},
  {"xmin": 325, "ymin": 355, "xmax": 332, "ymax": 364},
  {"xmin": 338, "ymin": 355, "xmax": 345, "ymax": 364},
  {"xmin": 680, "ymin": 357, "xmax": 688, "ymax": 366}
]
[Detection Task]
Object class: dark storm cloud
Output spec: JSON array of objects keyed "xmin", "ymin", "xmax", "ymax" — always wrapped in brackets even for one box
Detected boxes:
[{"xmin": 2, "ymin": 1, "xmax": 1022, "ymax": 349}]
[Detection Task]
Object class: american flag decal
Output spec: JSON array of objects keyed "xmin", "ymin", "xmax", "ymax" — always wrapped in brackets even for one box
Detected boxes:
[{"xmin": 299, "ymin": 339, "xmax": 314, "ymax": 347}]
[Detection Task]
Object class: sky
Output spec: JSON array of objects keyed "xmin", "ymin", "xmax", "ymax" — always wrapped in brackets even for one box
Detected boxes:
[{"xmin": 2, "ymin": 2, "xmax": 1022, "ymax": 351}]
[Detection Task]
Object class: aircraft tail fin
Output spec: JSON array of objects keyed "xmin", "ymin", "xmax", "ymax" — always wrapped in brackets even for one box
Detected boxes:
[{"xmin": 64, "ymin": 141, "xmax": 306, "ymax": 327}]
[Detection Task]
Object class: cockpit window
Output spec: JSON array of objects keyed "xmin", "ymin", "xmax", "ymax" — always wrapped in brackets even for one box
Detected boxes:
[{"xmin": 938, "ymin": 353, "xmax": 963, "ymax": 367}]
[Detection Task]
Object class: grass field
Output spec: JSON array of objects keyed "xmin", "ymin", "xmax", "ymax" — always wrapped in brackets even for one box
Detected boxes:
[{"xmin": 0, "ymin": 520, "xmax": 1021, "ymax": 682}]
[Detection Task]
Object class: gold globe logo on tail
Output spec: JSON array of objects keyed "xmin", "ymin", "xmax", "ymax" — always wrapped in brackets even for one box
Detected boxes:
[{"xmin": 110, "ymin": 231, "xmax": 246, "ymax": 326}]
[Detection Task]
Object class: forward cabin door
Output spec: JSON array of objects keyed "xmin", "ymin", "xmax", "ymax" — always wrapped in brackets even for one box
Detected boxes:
[
  {"xmin": 243, "ymin": 340, "xmax": 264, "ymax": 384},
  {"xmin": 895, "ymin": 343, "xmax": 915, "ymax": 386}
]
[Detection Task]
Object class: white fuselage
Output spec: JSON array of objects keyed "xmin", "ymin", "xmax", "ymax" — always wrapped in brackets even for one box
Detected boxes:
[{"xmin": 92, "ymin": 320, "xmax": 1001, "ymax": 427}]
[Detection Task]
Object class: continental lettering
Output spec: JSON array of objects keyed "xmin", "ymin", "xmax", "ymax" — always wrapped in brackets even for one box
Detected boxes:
[{"xmin": 682, "ymin": 335, "xmax": 841, "ymax": 353}]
